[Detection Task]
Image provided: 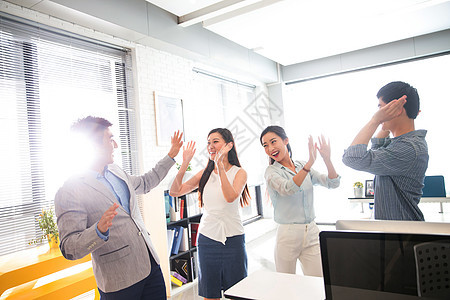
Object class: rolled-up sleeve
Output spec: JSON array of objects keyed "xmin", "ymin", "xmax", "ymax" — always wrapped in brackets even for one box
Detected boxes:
[
  {"xmin": 265, "ymin": 166, "xmax": 302, "ymax": 196},
  {"xmin": 309, "ymin": 166, "xmax": 341, "ymax": 189},
  {"xmin": 342, "ymin": 140, "xmax": 418, "ymax": 176},
  {"xmin": 342, "ymin": 144, "xmax": 370, "ymax": 171},
  {"xmin": 370, "ymin": 137, "xmax": 391, "ymax": 150}
]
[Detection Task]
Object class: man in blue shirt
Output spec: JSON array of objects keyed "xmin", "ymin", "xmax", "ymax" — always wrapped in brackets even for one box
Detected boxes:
[
  {"xmin": 342, "ymin": 81, "xmax": 428, "ymax": 221},
  {"xmin": 55, "ymin": 116, "xmax": 183, "ymax": 299}
]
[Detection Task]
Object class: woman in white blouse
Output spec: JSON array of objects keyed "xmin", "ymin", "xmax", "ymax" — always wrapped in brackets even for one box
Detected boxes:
[
  {"xmin": 260, "ymin": 125, "xmax": 340, "ymax": 276},
  {"xmin": 170, "ymin": 128, "xmax": 250, "ymax": 300}
]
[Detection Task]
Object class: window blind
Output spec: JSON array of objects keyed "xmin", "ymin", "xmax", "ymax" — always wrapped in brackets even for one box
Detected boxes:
[{"xmin": 0, "ymin": 15, "xmax": 138, "ymax": 256}]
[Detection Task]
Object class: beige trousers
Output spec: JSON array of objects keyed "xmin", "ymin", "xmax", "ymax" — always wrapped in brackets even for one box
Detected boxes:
[{"xmin": 274, "ymin": 221, "xmax": 323, "ymax": 277}]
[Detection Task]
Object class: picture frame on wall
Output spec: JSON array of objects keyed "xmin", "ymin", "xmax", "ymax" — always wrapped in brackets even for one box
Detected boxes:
[
  {"xmin": 365, "ymin": 180, "xmax": 374, "ymax": 198},
  {"xmin": 154, "ymin": 91, "xmax": 185, "ymax": 146}
]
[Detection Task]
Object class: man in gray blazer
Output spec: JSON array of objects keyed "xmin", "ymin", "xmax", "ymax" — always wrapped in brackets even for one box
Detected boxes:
[{"xmin": 55, "ymin": 116, "xmax": 183, "ymax": 299}]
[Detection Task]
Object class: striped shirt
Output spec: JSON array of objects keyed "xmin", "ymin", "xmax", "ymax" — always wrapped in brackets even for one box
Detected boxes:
[{"xmin": 342, "ymin": 130, "xmax": 428, "ymax": 221}]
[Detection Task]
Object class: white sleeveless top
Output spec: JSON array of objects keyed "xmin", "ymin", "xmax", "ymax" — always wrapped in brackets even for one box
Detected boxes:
[{"xmin": 198, "ymin": 165, "xmax": 244, "ymax": 244}]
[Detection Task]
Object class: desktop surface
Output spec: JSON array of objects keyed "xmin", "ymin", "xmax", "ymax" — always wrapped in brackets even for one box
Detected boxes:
[
  {"xmin": 224, "ymin": 270, "xmax": 325, "ymax": 300},
  {"xmin": 335, "ymin": 219, "xmax": 450, "ymax": 234}
]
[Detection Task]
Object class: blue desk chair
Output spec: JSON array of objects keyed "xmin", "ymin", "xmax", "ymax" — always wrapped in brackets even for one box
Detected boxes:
[{"xmin": 422, "ymin": 175, "xmax": 446, "ymax": 197}]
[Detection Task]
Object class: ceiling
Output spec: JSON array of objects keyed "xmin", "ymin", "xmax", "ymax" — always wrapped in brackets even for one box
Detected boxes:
[{"xmin": 147, "ymin": 0, "xmax": 450, "ymax": 66}]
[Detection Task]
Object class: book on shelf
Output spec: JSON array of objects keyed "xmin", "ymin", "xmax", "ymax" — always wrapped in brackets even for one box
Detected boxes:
[
  {"xmin": 169, "ymin": 205, "xmax": 179, "ymax": 222},
  {"xmin": 171, "ymin": 271, "xmax": 187, "ymax": 284},
  {"xmin": 171, "ymin": 226, "xmax": 184, "ymax": 255},
  {"xmin": 189, "ymin": 222, "xmax": 200, "ymax": 247},
  {"xmin": 170, "ymin": 275, "xmax": 183, "ymax": 287},
  {"xmin": 185, "ymin": 192, "xmax": 201, "ymax": 217},
  {"xmin": 169, "ymin": 196, "xmax": 186, "ymax": 222},
  {"xmin": 179, "ymin": 227, "xmax": 189, "ymax": 252},
  {"xmin": 166, "ymin": 228, "xmax": 175, "ymax": 257},
  {"xmin": 164, "ymin": 192, "xmax": 171, "ymax": 223},
  {"xmin": 180, "ymin": 198, "xmax": 185, "ymax": 219},
  {"xmin": 172, "ymin": 258, "xmax": 192, "ymax": 282},
  {"xmin": 191, "ymin": 250, "xmax": 198, "ymax": 280}
]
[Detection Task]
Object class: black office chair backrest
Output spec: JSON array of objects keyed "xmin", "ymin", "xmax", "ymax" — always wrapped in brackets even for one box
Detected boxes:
[
  {"xmin": 422, "ymin": 176, "xmax": 446, "ymax": 197},
  {"xmin": 414, "ymin": 241, "xmax": 450, "ymax": 298}
]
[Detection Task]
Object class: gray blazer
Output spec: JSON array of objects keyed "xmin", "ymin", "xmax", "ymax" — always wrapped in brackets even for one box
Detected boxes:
[{"xmin": 55, "ymin": 155, "xmax": 174, "ymax": 293}]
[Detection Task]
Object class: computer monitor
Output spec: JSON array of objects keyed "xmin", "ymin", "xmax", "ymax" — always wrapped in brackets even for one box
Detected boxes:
[
  {"xmin": 320, "ymin": 231, "xmax": 450, "ymax": 300},
  {"xmin": 335, "ymin": 219, "xmax": 450, "ymax": 235}
]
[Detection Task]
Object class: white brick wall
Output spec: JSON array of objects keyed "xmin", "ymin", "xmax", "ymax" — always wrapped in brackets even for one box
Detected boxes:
[{"xmin": 134, "ymin": 45, "xmax": 195, "ymax": 187}]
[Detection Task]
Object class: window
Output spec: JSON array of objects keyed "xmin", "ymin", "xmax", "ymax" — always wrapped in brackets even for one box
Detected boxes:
[
  {"xmin": 0, "ymin": 16, "xmax": 137, "ymax": 256},
  {"xmin": 284, "ymin": 53, "xmax": 450, "ymax": 223},
  {"xmin": 188, "ymin": 70, "xmax": 263, "ymax": 222}
]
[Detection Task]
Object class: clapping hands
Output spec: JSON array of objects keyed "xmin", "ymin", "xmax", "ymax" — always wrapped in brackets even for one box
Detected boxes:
[
  {"xmin": 307, "ymin": 135, "xmax": 317, "ymax": 165},
  {"xmin": 307, "ymin": 134, "xmax": 332, "ymax": 165},
  {"xmin": 214, "ymin": 142, "xmax": 233, "ymax": 167},
  {"xmin": 317, "ymin": 134, "xmax": 331, "ymax": 162}
]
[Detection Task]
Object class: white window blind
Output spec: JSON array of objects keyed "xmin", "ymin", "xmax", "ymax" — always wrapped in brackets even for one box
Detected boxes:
[{"xmin": 0, "ymin": 15, "xmax": 138, "ymax": 256}]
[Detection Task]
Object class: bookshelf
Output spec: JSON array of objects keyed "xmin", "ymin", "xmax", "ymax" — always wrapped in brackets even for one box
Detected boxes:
[
  {"xmin": 141, "ymin": 185, "xmax": 263, "ymax": 297},
  {"xmin": 141, "ymin": 188, "xmax": 202, "ymax": 297},
  {"xmin": 165, "ymin": 190, "xmax": 202, "ymax": 296}
]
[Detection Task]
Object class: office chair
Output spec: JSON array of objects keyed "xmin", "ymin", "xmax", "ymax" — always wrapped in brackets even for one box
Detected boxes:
[
  {"xmin": 414, "ymin": 241, "xmax": 450, "ymax": 298},
  {"xmin": 422, "ymin": 175, "xmax": 446, "ymax": 197}
]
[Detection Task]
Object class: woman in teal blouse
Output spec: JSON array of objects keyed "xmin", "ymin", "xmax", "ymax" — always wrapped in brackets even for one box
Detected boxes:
[{"xmin": 260, "ymin": 125, "xmax": 340, "ymax": 276}]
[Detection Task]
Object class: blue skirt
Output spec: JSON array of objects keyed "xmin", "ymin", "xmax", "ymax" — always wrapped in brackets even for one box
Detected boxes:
[{"xmin": 197, "ymin": 234, "xmax": 248, "ymax": 298}]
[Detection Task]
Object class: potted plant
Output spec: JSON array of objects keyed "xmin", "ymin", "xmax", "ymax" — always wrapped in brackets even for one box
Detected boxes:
[
  {"xmin": 353, "ymin": 181, "xmax": 364, "ymax": 198},
  {"xmin": 175, "ymin": 162, "xmax": 192, "ymax": 171},
  {"xmin": 29, "ymin": 207, "xmax": 59, "ymax": 249},
  {"xmin": 171, "ymin": 163, "xmax": 193, "ymax": 187}
]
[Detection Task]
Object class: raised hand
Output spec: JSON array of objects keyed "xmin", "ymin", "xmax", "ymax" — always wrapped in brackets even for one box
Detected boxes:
[
  {"xmin": 168, "ymin": 130, "xmax": 183, "ymax": 159},
  {"xmin": 97, "ymin": 203, "xmax": 119, "ymax": 234},
  {"xmin": 317, "ymin": 134, "xmax": 331, "ymax": 162},
  {"xmin": 373, "ymin": 95, "xmax": 407, "ymax": 125},
  {"xmin": 307, "ymin": 135, "xmax": 317, "ymax": 165},
  {"xmin": 183, "ymin": 141, "xmax": 196, "ymax": 164},
  {"xmin": 375, "ymin": 129, "xmax": 390, "ymax": 138},
  {"xmin": 214, "ymin": 142, "xmax": 233, "ymax": 166}
]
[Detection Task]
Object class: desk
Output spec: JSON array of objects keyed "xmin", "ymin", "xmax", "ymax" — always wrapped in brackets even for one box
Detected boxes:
[
  {"xmin": 224, "ymin": 270, "xmax": 325, "ymax": 300},
  {"xmin": 0, "ymin": 244, "xmax": 91, "ymax": 296},
  {"xmin": 349, "ymin": 197, "xmax": 450, "ymax": 213},
  {"xmin": 420, "ymin": 197, "xmax": 450, "ymax": 213},
  {"xmin": 348, "ymin": 197, "xmax": 373, "ymax": 213}
]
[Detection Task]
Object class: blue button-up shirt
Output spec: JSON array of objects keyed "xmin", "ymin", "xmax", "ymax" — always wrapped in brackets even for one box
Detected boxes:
[
  {"xmin": 96, "ymin": 167, "xmax": 131, "ymax": 214},
  {"xmin": 265, "ymin": 160, "xmax": 341, "ymax": 224},
  {"xmin": 90, "ymin": 166, "xmax": 131, "ymax": 240},
  {"xmin": 342, "ymin": 130, "xmax": 428, "ymax": 221}
]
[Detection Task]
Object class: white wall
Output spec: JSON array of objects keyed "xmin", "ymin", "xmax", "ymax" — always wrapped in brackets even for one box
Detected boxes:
[
  {"xmin": 1, "ymin": 0, "xmax": 278, "ymax": 83},
  {"xmin": 282, "ymin": 29, "xmax": 450, "ymax": 83}
]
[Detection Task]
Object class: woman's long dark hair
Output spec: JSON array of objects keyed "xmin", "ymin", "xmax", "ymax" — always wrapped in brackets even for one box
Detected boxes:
[
  {"xmin": 259, "ymin": 125, "xmax": 293, "ymax": 165},
  {"xmin": 198, "ymin": 128, "xmax": 250, "ymax": 207}
]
